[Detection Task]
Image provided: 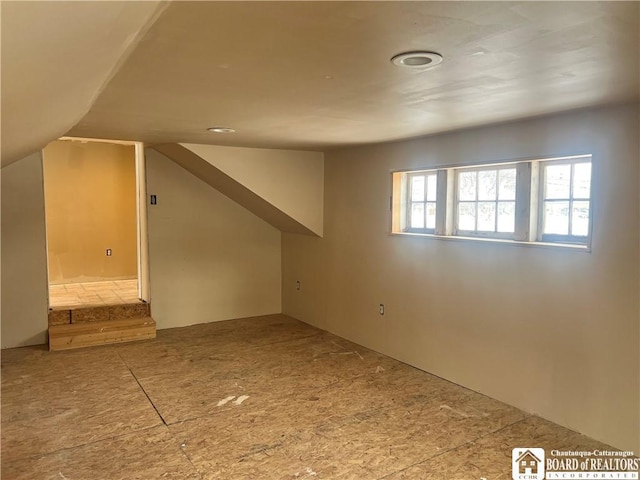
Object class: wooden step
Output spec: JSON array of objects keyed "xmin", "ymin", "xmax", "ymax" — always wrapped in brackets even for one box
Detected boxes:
[
  {"xmin": 48, "ymin": 302, "xmax": 150, "ymax": 326},
  {"xmin": 48, "ymin": 317, "xmax": 156, "ymax": 351}
]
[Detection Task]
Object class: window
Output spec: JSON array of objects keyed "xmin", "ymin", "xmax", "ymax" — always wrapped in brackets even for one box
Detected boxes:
[
  {"xmin": 456, "ymin": 166, "xmax": 516, "ymax": 238},
  {"xmin": 407, "ymin": 171, "xmax": 437, "ymax": 233},
  {"xmin": 540, "ymin": 159, "xmax": 591, "ymax": 243},
  {"xmin": 391, "ymin": 155, "xmax": 593, "ymax": 249}
]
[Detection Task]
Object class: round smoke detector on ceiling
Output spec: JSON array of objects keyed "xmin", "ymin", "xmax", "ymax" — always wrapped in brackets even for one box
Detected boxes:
[
  {"xmin": 207, "ymin": 127, "xmax": 235, "ymax": 133},
  {"xmin": 391, "ymin": 51, "xmax": 443, "ymax": 69}
]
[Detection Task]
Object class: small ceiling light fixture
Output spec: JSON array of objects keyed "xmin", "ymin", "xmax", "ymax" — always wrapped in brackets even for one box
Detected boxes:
[
  {"xmin": 207, "ymin": 127, "xmax": 235, "ymax": 133},
  {"xmin": 391, "ymin": 51, "xmax": 443, "ymax": 69}
]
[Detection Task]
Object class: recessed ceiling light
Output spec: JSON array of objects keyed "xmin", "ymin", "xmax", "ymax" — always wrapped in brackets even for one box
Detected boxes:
[
  {"xmin": 391, "ymin": 51, "xmax": 443, "ymax": 69},
  {"xmin": 207, "ymin": 127, "xmax": 235, "ymax": 133}
]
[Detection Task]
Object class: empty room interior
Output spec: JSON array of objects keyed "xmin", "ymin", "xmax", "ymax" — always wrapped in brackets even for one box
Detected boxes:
[{"xmin": 1, "ymin": 2, "xmax": 639, "ymax": 479}]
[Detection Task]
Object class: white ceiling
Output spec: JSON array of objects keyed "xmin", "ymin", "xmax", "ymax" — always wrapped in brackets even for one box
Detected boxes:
[
  {"xmin": 0, "ymin": 1, "xmax": 167, "ymax": 166},
  {"xmin": 3, "ymin": 1, "xmax": 639, "ymax": 165}
]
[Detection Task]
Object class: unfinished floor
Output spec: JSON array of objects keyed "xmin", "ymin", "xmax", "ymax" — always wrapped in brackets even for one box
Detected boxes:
[{"xmin": 1, "ymin": 314, "xmax": 614, "ymax": 479}]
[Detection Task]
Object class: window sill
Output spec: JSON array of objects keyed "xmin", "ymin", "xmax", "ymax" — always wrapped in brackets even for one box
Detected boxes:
[{"xmin": 390, "ymin": 231, "xmax": 591, "ymax": 252}]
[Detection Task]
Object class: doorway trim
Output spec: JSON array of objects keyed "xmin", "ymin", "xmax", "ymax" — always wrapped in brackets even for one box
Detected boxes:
[{"xmin": 135, "ymin": 142, "xmax": 150, "ymax": 302}]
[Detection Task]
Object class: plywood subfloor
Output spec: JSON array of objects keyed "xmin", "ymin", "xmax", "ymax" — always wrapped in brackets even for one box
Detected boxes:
[
  {"xmin": 49, "ymin": 279, "xmax": 140, "ymax": 308},
  {"xmin": 1, "ymin": 314, "xmax": 619, "ymax": 479}
]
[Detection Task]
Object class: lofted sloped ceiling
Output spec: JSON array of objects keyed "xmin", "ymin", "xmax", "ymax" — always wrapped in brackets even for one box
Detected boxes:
[
  {"xmin": 0, "ymin": 1, "xmax": 168, "ymax": 166},
  {"xmin": 151, "ymin": 143, "xmax": 323, "ymax": 236},
  {"xmin": 3, "ymin": 1, "xmax": 639, "ymax": 164}
]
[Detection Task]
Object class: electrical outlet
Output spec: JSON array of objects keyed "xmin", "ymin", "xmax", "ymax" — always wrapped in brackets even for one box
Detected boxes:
[
  {"xmin": 106, "ymin": 249, "xmax": 112, "ymax": 256},
  {"xmin": 150, "ymin": 194, "xmax": 157, "ymax": 205},
  {"xmin": 296, "ymin": 280, "xmax": 301, "ymax": 291},
  {"xmin": 379, "ymin": 304, "xmax": 385, "ymax": 315}
]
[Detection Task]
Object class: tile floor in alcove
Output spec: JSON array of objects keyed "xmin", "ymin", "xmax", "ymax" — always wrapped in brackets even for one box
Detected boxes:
[{"xmin": 48, "ymin": 279, "xmax": 140, "ymax": 308}]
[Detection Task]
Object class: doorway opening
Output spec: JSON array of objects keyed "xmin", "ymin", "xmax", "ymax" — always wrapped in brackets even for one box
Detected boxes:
[{"xmin": 42, "ymin": 138, "xmax": 149, "ymax": 309}]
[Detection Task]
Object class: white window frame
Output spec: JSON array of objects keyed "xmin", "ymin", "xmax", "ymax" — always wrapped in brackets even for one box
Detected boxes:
[
  {"xmin": 391, "ymin": 154, "xmax": 593, "ymax": 250},
  {"xmin": 404, "ymin": 170, "xmax": 438, "ymax": 234},
  {"xmin": 454, "ymin": 164, "xmax": 518, "ymax": 240},
  {"xmin": 538, "ymin": 158, "xmax": 592, "ymax": 244}
]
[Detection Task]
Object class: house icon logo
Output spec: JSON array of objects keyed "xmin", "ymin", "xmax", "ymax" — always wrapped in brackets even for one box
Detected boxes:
[{"xmin": 512, "ymin": 448, "xmax": 545, "ymax": 480}]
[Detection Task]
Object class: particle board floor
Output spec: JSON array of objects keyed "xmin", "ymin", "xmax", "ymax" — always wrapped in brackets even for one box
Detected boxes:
[
  {"xmin": 48, "ymin": 279, "xmax": 140, "ymax": 308},
  {"xmin": 0, "ymin": 314, "xmax": 619, "ymax": 479}
]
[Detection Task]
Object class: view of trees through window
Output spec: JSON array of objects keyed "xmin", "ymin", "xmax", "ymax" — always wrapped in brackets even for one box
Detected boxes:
[
  {"xmin": 542, "ymin": 162, "xmax": 591, "ymax": 238},
  {"xmin": 409, "ymin": 173, "xmax": 437, "ymax": 230},
  {"xmin": 393, "ymin": 155, "xmax": 592, "ymax": 247},
  {"xmin": 457, "ymin": 167, "xmax": 516, "ymax": 235}
]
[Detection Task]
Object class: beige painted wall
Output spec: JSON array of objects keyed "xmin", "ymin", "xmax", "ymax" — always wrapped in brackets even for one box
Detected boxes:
[
  {"xmin": 43, "ymin": 140, "xmax": 137, "ymax": 284},
  {"xmin": 181, "ymin": 143, "xmax": 324, "ymax": 236},
  {"xmin": 146, "ymin": 148, "xmax": 281, "ymax": 329},
  {"xmin": 152, "ymin": 144, "xmax": 317, "ymax": 236},
  {"xmin": 282, "ymin": 103, "xmax": 640, "ymax": 452},
  {"xmin": 1, "ymin": 152, "xmax": 49, "ymax": 348}
]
